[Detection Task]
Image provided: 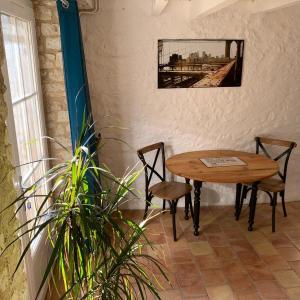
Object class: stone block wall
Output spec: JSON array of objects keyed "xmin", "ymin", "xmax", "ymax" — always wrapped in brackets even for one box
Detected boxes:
[
  {"xmin": 0, "ymin": 24, "xmax": 28, "ymax": 300},
  {"xmin": 32, "ymin": 0, "xmax": 71, "ymax": 162}
]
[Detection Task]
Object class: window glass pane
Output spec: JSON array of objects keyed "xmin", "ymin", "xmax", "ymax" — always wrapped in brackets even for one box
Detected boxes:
[
  {"xmin": 2, "ymin": 14, "xmax": 45, "ymax": 185},
  {"xmin": 25, "ymin": 94, "xmax": 43, "ymax": 163},
  {"xmin": 33, "ymin": 162, "xmax": 47, "ymax": 211},
  {"xmin": 12, "ymin": 100, "xmax": 32, "ymax": 177},
  {"xmin": 16, "ymin": 18, "xmax": 35, "ymax": 96},
  {"xmin": 1, "ymin": 11, "xmax": 49, "ymax": 258},
  {"xmin": 24, "ymin": 162, "xmax": 47, "ymax": 234},
  {"xmin": 24, "ymin": 174, "xmax": 37, "ymax": 228},
  {"xmin": 1, "ymin": 14, "xmax": 24, "ymax": 101}
]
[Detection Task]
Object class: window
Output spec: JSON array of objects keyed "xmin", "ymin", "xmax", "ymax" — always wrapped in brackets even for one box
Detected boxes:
[
  {"xmin": 1, "ymin": 2, "xmax": 51, "ymax": 298},
  {"xmin": 2, "ymin": 13, "xmax": 49, "ymax": 232}
]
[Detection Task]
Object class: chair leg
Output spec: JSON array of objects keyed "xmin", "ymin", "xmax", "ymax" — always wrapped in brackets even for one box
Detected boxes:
[
  {"xmin": 185, "ymin": 191, "xmax": 192, "ymax": 220},
  {"xmin": 184, "ymin": 178, "xmax": 191, "ymax": 220},
  {"xmin": 237, "ymin": 185, "xmax": 248, "ymax": 220},
  {"xmin": 143, "ymin": 195, "xmax": 152, "ymax": 220},
  {"xmin": 266, "ymin": 191, "xmax": 273, "ymax": 206},
  {"xmin": 280, "ymin": 191, "xmax": 287, "ymax": 217},
  {"xmin": 272, "ymin": 192, "xmax": 277, "ymax": 233},
  {"xmin": 163, "ymin": 199, "xmax": 166, "ymax": 212},
  {"xmin": 171, "ymin": 200, "xmax": 177, "ymax": 241},
  {"xmin": 184, "ymin": 194, "xmax": 189, "ymax": 220},
  {"xmin": 235, "ymin": 183, "xmax": 242, "ymax": 218},
  {"xmin": 143, "ymin": 204, "xmax": 149, "ymax": 220},
  {"xmin": 189, "ymin": 195, "xmax": 194, "ymax": 220}
]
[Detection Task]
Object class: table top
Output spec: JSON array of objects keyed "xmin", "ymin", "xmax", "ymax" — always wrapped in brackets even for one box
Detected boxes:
[{"xmin": 166, "ymin": 150, "xmax": 279, "ymax": 183}]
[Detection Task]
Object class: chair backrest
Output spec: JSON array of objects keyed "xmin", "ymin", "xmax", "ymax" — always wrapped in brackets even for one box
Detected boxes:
[
  {"xmin": 255, "ymin": 136, "xmax": 297, "ymax": 182},
  {"xmin": 137, "ymin": 142, "xmax": 166, "ymax": 197}
]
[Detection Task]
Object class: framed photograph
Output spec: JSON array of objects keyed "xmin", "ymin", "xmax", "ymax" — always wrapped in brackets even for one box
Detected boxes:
[{"xmin": 158, "ymin": 39, "xmax": 244, "ymax": 89}]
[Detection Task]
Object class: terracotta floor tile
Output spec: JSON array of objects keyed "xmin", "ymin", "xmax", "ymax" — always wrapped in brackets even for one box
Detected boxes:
[
  {"xmin": 206, "ymin": 284, "xmax": 235, "ymax": 300},
  {"xmin": 244, "ymin": 231, "xmax": 267, "ymax": 244},
  {"xmin": 206, "ymin": 233, "xmax": 229, "ymax": 247},
  {"xmin": 268, "ymin": 234, "xmax": 294, "ymax": 248},
  {"xmin": 189, "ymin": 241, "xmax": 215, "ymax": 256},
  {"xmin": 246, "ymin": 264, "xmax": 275, "ymax": 281},
  {"xmin": 146, "ymin": 221, "xmax": 164, "ymax": 234},
  {"xmin": 159, "ymin": 290, "xmax": 182, "ymax": 300},
  {"xmin": 218, "ymin": 218, "xmax": 234, "ymax": 226},
  {"xmin": 277, "ymin": 247, "xmax": 300, "ymax": 261},
  {"xmin": 213, "ymin": 246, "xmax": 236, "ymax": 261},
  {"xmin": 235, "ymin": 291, "xmax": 262, "ymax": 300},
  {"xmin": 227, "ymin": 273, "xmax": 255, "ymax": 293},
  {"xmin": 166, "ymin": 235, "xmax": 189, "ymax": 249},
  {"xmin": 183, "ymin": 297, "xmax": 210, "ymax": 300},
  {"xmin": 223, "ymin": 228, "xmax": 245, "ymax": 240},
  {"xmin": 177, "ymin": 276, "xmax": 207, "ymax": 298},
  {"xmin": 230, "ymin": 240, "xmax": 254, "ymax": 253},
  {"xmin": 252, "ymin": 241, "xmax": 279, "ymax": 256},
  {"xmin": 172, "ymin": 263, "xmax": 200, "ymax": 280},
  {"xmin": 289, "ymin": 260, "xmax": 300, "ymax": 276},
  {"xmin": 209, "ymin": 206, "xmax": 231, "ymax": 215},
  {"xmin": 147, "ymin": 232, "xmax": 167, "ymax": 244},
  {"xmin": 179, "ymin": 219, "xmax": 194, "ymax": 231},
  {"xmin": 290, "ymin": 240, "xmax": 300, "ymax": 251},
  {"xmin": 202, "ymin": 223, "xmax": 222, "ymax": 234},
  {"xmin": 254, "ymin": 280, "xmax": 287, "ymax": 299},
  {"xmin": 195, "ymin": 255, "xmax": 222, "ymax": 270},
  {"xmin": 274, "ymin": 270, "xmax": 300, "ymax": 288},
  {"xmin": 221, "ymin": 261, "xmax": 247, "ymax": 281},
  {"xmin": 261, "ymin": 255, "xmax": 291, "ymax": 271},
  {"xmin": 286, "ymin": 287, "xmax": 300, "ymax": 300},
  {"xmin": 200, "ymin": 268, "xmax": 227, "ymax": 286},
  {"xmin": 184, "ymin": 229, "xmax": 208, "ymax": 243},
  {"xmin": 146, "ymin": 243, "xmax": 171, "ymax": 258},
  {"xmin": 238, "ymin": 250, "xmax": 262, "ymax": 265},
  {"xmin": 285, "ymin": 230, "xmax": 300, "ymax": 241},
  {"xmin": 152, "ymin": 273, "xmax": 177, "ymax": 291},
  {"xmin": 169, "ymin": 248, "xmax": 194, "ymax": 264},
  {"xmin": 164, "ymin": 226, "xmax": 184, "ymax": 240}
]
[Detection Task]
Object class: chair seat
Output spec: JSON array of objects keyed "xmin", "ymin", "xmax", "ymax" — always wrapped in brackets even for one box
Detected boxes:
[
  {"xmin": 149, "ymin": 181, "xmax": 192, "ymax": 201},
  {"xmin": 258, "ymin": 178, "xmax": 285, "ymax": 193},
  {"xmin": 245, "ymin": 177, "xmax": 285, "ymax": 193}
]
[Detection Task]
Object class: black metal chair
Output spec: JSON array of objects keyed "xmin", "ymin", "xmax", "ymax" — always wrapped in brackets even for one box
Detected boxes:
[
  {"xmin": 137, "ymin": 142, "xmax": 193, "ymax": 241},
  {"xmin": 236, "ymin": 137, "xmax": 297, "ymax": 232}
]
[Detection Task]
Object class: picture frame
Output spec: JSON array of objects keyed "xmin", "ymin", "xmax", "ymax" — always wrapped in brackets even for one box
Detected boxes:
[{"xmin": 158, "ymin": 39, "xmax": 245, "ymax": 89}]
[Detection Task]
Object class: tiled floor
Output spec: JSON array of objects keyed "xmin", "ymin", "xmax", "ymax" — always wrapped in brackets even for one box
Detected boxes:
[
  {"xmin": 45, "ymin": 202, "xmax": 300, "ymax": 300},
  {"xmin": 123, "ymin": 201, "xmax": 300, "ymax": 300}
]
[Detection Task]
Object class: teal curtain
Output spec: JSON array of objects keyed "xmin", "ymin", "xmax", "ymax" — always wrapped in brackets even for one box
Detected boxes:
[
  {"xmin": 57, "ymin": 0, "xmax": 98, "ymax": 194},
  {"xmin": 56, "ymin": 0, "xmax": 96, "ymax": 152}
]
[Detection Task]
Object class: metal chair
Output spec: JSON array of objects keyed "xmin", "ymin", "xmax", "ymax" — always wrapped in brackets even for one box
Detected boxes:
[
  {"xmin": 236, "ymin": 137, "xmax": 297, "ymax": 232},
  {"xmin": 137, "ymin": 142, "xmax": 193, "ymax": 241}
]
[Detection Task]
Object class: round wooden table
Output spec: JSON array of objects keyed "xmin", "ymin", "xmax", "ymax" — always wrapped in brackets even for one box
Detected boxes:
[{"xmin": 166, "ymin": 150, "xmax": 279, "ymax": 235}]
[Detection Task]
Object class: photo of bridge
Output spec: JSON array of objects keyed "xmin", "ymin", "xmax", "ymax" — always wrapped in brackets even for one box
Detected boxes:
[{"xmin": 158, "ymin": 39, "xmax": 244, "ymax": 89}]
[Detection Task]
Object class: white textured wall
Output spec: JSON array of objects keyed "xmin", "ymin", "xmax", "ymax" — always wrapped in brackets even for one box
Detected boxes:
[{"xmin": 80, "ymin": 0, "xmax": 300, "ymax": 208}]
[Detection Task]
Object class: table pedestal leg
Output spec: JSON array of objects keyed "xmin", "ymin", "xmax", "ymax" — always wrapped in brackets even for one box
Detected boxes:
[
  {"xmin": 185, "ymin": 178, "xmax": 190, "ymax": 220},
  {"xmin": 248, "ymin": 182, "xmax": 258, "ymax": 231},
  {"xmin": 235, "ymin": 183, "xmax": 242, "ymax": 219},
  {"xmin": 193, "ymin": 181, "xmax": 202, "ymax": 236}
]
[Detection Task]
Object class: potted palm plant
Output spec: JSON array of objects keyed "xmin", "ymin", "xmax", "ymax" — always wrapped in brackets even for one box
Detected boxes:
[{"xmin": 1, "ymin": 123, "xmax": 167, "ymax": 299}]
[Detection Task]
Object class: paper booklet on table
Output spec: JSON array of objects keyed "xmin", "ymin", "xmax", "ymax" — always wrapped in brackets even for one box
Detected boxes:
[{"xmin": 200, "ymin": 157, "xmax": 247, "ymax": 168}]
